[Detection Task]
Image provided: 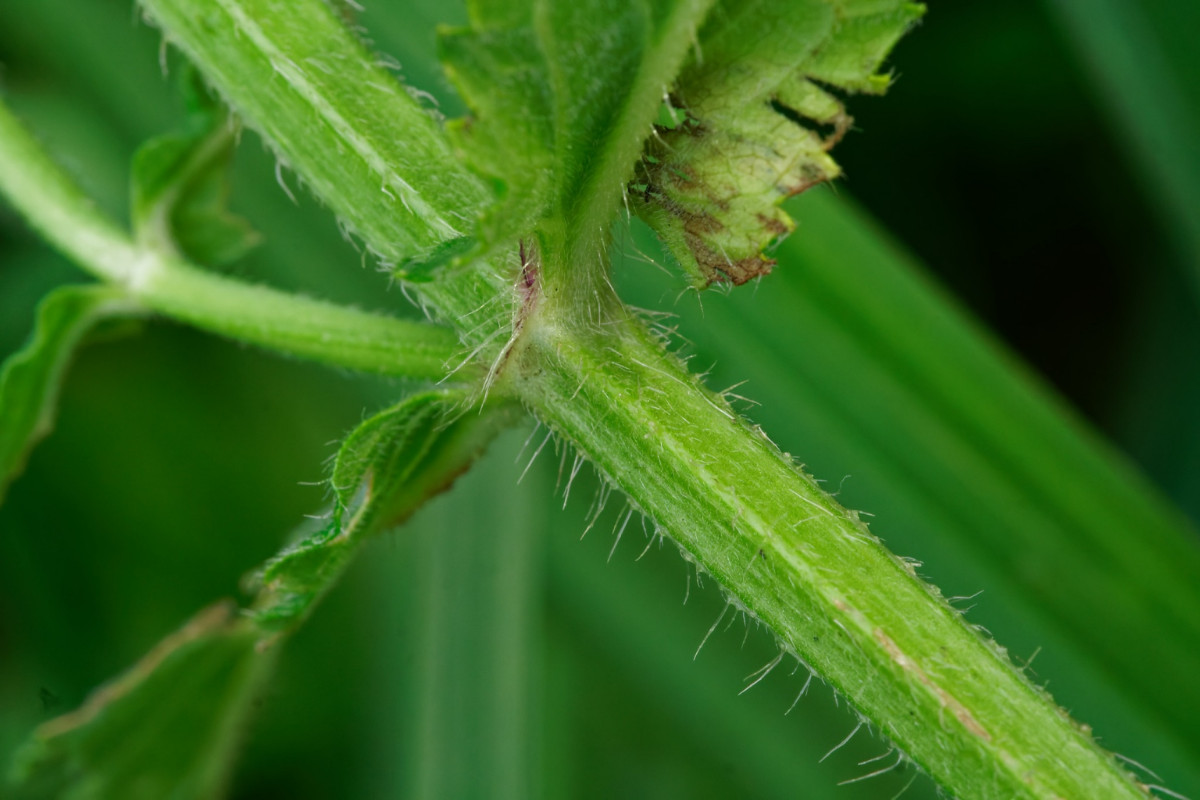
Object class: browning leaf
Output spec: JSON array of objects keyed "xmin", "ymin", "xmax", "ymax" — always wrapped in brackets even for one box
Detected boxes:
[{"xmin": 633, "ymin": 0, "xmax": 924, "ymax": 287}]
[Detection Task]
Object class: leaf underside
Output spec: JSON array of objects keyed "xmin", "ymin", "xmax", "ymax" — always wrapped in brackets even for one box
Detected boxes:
[
  {"xmin": 634, "ymin": 0, "xmax": 924, "ymax": 287},
  {"xmin": 439, "ymin": 0, "xmax": 715, "ymax": 263},
  {"xmin": 9, "ymin": 602, "xmax": 266, "ymax": 800},
  {"xmin": 249, "ymin": 390, "xmax": 517, "ymax": 633}
]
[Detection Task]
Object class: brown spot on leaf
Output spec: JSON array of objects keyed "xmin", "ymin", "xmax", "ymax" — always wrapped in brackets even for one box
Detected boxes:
[{"xmin": 757, "ymin": 213, "xmax": 791, "ymax": 237}]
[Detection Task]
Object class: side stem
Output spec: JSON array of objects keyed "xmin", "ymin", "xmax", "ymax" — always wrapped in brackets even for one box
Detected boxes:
[{"xmin": 0, "ymin": 100, "xmax": 460, "ymax": 379}]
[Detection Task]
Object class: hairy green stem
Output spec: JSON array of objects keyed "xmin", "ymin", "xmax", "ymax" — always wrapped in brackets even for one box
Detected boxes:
[
  {"xmin": 138, "ymin": 0, "xmax": 519, "ymax": 348},
  {"xmin": 513, "ymin": 290, "xmax": 1147, "ymax": 799},
  {"xmin": 136, "ymin": 0, "xmax": 487, "ymax": 263},
  {"xmin": 0, "ymin": 100, "xmax": 459, "ymax": 378}
]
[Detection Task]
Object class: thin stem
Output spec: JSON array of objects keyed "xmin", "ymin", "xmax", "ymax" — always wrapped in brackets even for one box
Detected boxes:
[{"xmin": 0, "ymin": 100, "xmax": 460, "ymax": 379}]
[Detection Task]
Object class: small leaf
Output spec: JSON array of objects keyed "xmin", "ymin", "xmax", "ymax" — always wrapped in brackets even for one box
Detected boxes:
[
  {"xmin": 130, "ymin": 68, "xmax": 260, "ymax": 267},
  {"xmin": 8, "ymin": 603, "xmax": 270, "ymax": 800},
  {"xmin": 439, "ymin": 18, "xmax": 556, "ymax": 259},
  {"xmin": 252, "ymin": 390, "xmax": 520, "ymax": 633},
  {"xmin": 0, "ymin": 285, "xmax": 142, "ymax": 505},
  {"xmin": 440, "ymin": 0, "xmax": 715, "ymax": 262},
  {"xmin": 633, "ymin": 0, "xmax": 924, "ymax": 287}
]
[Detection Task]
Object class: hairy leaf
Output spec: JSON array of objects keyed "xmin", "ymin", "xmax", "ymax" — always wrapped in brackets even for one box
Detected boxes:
[
  {"xmin": 440, "ymin": 0, "xmax": 715, "ymax": 263},
  {"xmin": 0, "ymin": 285, "xmax": 142, "ymax": 504},
  {"xmin": 131, "ymin": 68, "xmax": 259, "ymax": 266},
  {"xmin": 633, "ymin": 0, "xmax": 924, "ymax": 286},
  {"xmin": 251, "ymin": 390, "xmax": 519, "ymax": 633}
]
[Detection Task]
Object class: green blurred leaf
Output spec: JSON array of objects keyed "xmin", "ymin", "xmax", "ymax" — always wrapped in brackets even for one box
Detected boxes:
[
  {"xmin": 8, "ymin": 390, "xmax": 519, "ymax": 795},
  {"xmin": 9, "ymin": 602, "xmax": 270, "ymax": 800},
  {"xmin": 0, "ymin": 284, "xmax": 142, "ymax": 504},
  {"xmin": 633, "ymin": 0, "xmax": 923, "ymax": 287},
  {"xmin": 130, "ymin": 69, "xmax": 259, "ymax": 267},
  {"xmin": 400, "ymin": 430, "xmax": 547, "ymax": 800},
  {"xmin": 439, "ymin": 0, "xmax": 715, "ymax": 261},
  {"xmin": 1047, "ymin": 0, "xmax": 1200, "ymax": 296}
]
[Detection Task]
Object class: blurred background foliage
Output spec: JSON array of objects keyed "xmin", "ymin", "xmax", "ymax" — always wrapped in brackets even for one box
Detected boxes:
[{"xmin": 1, "ymin": 1, "xmax": 1198, "ymax": 798}]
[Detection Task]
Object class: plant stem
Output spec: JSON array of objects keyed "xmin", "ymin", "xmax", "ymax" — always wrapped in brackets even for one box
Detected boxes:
[
  {"xmin": 141, "ymin": 266, "xmax": 460, "ymax": 378},
  {"xmin": 0, "ymin": 100, "xmax": 460, "ymax": 379},
  {"xmin": 138, "ymin": 0, "xmax": 491, "ymax": 271},
  {"xmin": 513, "ymin": 290, "xmax": 1149, "ymax": 799},
  {"xmin": 133, "ymin": 0, "xmax": 1163, "ymax": 793},
  {"xmin": 138, "ymin": 0, "xmax": 518, "ymax": 349}
]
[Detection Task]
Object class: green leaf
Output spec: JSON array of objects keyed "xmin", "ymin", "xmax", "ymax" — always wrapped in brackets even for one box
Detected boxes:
[
  {"xmin": 131, "ymin": 68, "xmax": 260, "ymax": 266},
  {"xmin": 9, "ymin": 602, "xmax": 271, "ymax": 800},
  {"xmin": 437, "ymin": 19, "xmax": 554, "ymax": 258},
  {"xmin": 251, "ymin": 390, "xmax": 521, "ymax": 633},
  {"xmin": 0, "ymin": 285, "xmax": 142, "ymax": 504},
  {"xmin": 8, "ymin": 390, "xmax": 520, "ymax": 796},
  {"xmin": 632, "ymin": 0, "xmax": 924, "ymax": 286},
  {"xmin": 440, "ymin": 0, "xmax": 716, "ymax": 264}
]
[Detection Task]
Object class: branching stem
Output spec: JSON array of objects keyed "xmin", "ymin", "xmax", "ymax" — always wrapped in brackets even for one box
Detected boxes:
[
  {"xmin": 8, "ymin": 0, "xmax": 1165, "ymax": 796},
  {"xmin": 0, "ymin": 101, "xmax": 459, "ymax": 379}
]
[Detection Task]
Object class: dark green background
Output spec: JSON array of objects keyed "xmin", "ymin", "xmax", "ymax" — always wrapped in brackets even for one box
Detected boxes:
[{"xmin": 2, "ymin": 1, "xmax": 1197, "ymax": 798}]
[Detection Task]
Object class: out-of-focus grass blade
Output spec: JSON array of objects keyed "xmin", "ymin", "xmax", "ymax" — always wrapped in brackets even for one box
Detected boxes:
[
  {"xmin": 1116, "ymin": 266, "xmax": 1200, "ymax": 522},
  {"xmin": 620, "ymin": 186, "xmax": 1200, "ymax": 793},
  {"xmin": 0, "ymin": 284, "xmax": 142, "ymax": 504},
  {"xmin": 1047, "ymin": 0, "xmax": 1200, "ymax": 294},
  {"xmin": 9, "ymin": 602, "xmax": 270, "ymax": 800},
  {"xmin": 402, "ymin": 429, "xmax": 546, "ymax": 800}
]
